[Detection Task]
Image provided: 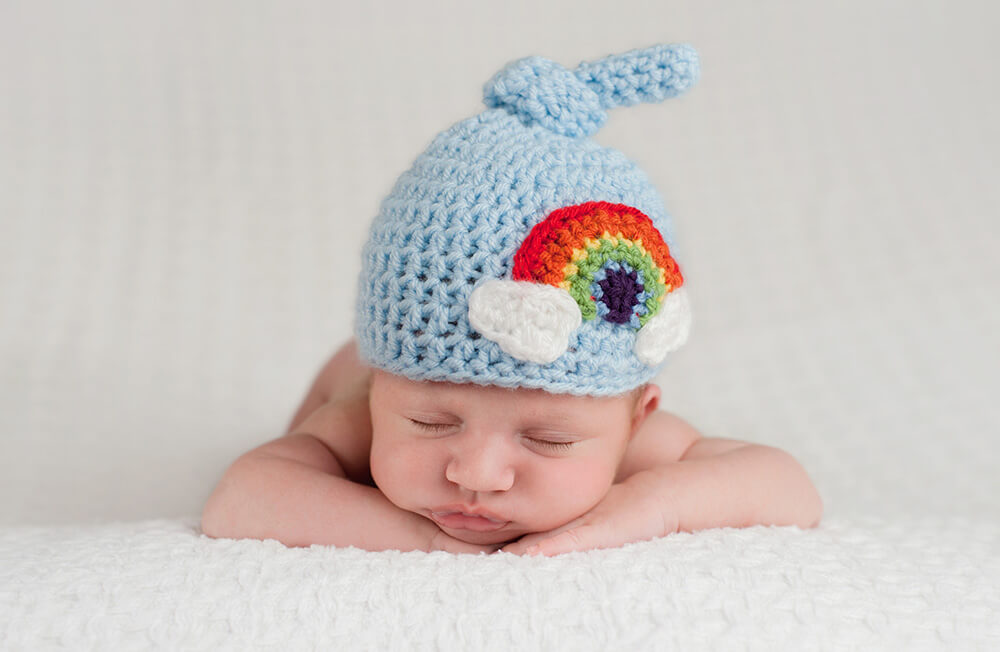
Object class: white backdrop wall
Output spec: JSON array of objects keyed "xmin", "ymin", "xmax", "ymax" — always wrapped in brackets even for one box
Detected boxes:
[{"xmin": 1, "ymin": 0, "xmax": 997, "ymax": 526}]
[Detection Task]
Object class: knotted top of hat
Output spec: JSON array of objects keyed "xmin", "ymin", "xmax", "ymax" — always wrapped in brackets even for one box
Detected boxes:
[{"xmin": 355, "ymin": 44, "xmax": 700, "ymax": 396}]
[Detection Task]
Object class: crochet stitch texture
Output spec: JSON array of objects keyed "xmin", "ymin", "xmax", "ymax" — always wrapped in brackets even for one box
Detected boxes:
[{"xmin": 355, "ymin": 44, "xmax": 699, "ymax": 396}]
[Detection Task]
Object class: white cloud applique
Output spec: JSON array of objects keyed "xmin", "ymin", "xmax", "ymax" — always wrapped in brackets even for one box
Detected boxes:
[
  {"xmin": 467, "ymin": 280, "xmax": 582, "ymax": 364},
  {"xmin": 467, "ymin": 279, "xmax": 691, "ymax": 366},
  {"xmin": 633, "ymin": 287, "xmax": 691, "ymax": 365}
]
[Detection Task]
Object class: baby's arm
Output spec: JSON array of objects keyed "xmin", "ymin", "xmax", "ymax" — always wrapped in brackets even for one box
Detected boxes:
[
  {"xmin": 617, "ymin": 411, "xmax": 823, "ymax": 534},
  {"xmin": 503, "ymin": 410, "xmax": 822, "ymax": 556},
  {"xmin": 200, "ymin": 343, "xmax": 496, "ymax": 554}
]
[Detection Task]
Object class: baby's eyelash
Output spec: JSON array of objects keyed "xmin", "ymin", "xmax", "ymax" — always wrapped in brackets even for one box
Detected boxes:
[
  {"xmin": 528, "ymin": 438, "xmax": 576, "ymax": 450},
  {"xmin": 409, "ymin": 419, "xmax": 455, "ymax": 431}
]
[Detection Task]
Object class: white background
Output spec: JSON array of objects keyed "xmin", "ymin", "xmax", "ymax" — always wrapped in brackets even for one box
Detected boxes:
[{"xmin": 1, "ymin": 0, "xmax": 997, "ymax": 526}]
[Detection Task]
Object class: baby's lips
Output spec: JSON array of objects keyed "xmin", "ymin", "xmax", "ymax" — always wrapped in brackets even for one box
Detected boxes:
[
  {"xmin": 431, "ymin": 510, "xmax": 511, "ymax": 532},
  {"xmin": 467, "ymin": 279, "xmax": 581, "ymax": 364},
  {"xmin": 432, "ymin": 509, "xmax": 506, "ymax": 524}
]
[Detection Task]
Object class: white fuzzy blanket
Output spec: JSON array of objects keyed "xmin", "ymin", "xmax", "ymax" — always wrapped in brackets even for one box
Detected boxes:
[
  {"xmin": 3, "ymin": 1, "xmax": 1000, "ymax": 650},
  {"xmin": 2, "ymin": 516, "xmax": 998, "ymax": 650}
]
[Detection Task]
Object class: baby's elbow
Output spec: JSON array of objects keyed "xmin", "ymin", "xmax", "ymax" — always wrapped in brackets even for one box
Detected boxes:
[
  {"xmin": 802, "ymin": 486, "xmax": 823, "ymax": 529},
  {"xmin": 766, "ymin": 447, "xmax": 823, "ymax": 530},
  {"xmin": 199, "ymin": 465, "xmax": 244, "ymax": 539},
  {"xmin": 200, "ymin": 489, "xmax": 231, "ymax": 539},
  {"xmin": 787, "ymin": 452, "xmax": 823, "ymax": 529},
  {"xmin": 200, "ymin": 513, "xmax": 224, "ymax": 540}
]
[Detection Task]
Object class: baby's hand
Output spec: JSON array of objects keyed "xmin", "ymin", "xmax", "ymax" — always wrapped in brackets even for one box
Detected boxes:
[{"xmin": 500, "ymin": 471, "xmax": 678, "ymax": 557}]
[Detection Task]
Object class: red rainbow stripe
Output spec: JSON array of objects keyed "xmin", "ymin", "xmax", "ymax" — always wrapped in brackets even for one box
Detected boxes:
[{"xmin": 512, "ymin": 201, "xmax": 683, "ymax": 288}]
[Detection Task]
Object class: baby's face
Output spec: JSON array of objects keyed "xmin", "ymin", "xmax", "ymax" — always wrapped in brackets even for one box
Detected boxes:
[{"xmin": 368, "ymin": 371, "xmax": 641, "ymax": 545}]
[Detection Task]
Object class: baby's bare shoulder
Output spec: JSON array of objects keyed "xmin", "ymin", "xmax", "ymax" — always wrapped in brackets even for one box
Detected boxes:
[
  {"xmin": 288, "ymin": 392, "xmax": 374, "ymax": 486},
  {"xmin": 321, "ymin": 339, "xmax": 372, "ymax": 400},
  {"xmin": 615, "ymin": 410, "xmax": 702, "ymax": 482}
]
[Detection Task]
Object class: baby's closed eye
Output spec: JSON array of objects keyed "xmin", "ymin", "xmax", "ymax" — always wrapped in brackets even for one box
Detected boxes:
[
  {"xmin": 408, "ymin": 419, "xmax": 458, "ymax": 432},
  {"xmin": 524, "ymin": 437, "xmax": 576, "ymax": 451}
]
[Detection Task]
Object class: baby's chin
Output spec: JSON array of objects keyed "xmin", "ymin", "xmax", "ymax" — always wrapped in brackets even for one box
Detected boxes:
[{"xmin": 438, "ymin": 524, "xmax": 525, "ymax": 546}]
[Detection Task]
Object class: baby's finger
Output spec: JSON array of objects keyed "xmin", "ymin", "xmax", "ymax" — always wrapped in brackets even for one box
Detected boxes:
[
  {"xmin": 530, "ymin": 524, "xmax": 602, "ymax": 557},
  {"xmin": 498, "ymin": 541, "xmax": 525, "ymax": 555},
  {"xmin": 499, "ymin": 533, "xmax": 547, "ymax": 555}
]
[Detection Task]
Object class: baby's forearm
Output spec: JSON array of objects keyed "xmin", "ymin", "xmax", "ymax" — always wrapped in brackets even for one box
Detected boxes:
[
  {"xmin": 201, "ymin": 449, "xmax": 435, "ymax": 552},
  {"xmin": 639, "ymin": 442, "xmax": 822, "ymax": 534}
]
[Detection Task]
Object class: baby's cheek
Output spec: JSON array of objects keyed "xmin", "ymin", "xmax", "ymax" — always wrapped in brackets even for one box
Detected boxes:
[
  {"xmin": 370, "ymin": 440, "xmax": 438, "ymax": 505},
  {"xmin": 368, "ymin": 439, "xmax": 403, "ymax": 494},
  {"xmin": 529, "ymin": 459, "xmax": 614, "ymax": 526}
]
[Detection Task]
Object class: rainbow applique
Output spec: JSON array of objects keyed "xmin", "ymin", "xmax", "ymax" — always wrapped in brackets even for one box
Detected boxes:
[
  {"xmin": 468, "ymin": 201, "xmax": 692, "ymax": 366},
  {"xmin": 512, "ymin": 201, "xmax": 684, "ymax": 328}
]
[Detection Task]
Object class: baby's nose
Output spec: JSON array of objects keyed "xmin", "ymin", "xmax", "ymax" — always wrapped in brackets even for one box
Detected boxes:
[{"xmin": 445, "ymin": 439, "xmax": 515, "ymax": 492}]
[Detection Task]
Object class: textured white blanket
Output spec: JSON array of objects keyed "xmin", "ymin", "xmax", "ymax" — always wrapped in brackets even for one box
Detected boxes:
[
  {"xmin": 2, "ymin": 516, "xmax": 998, "ymax": 650},
  {"xmin": 3, "ymin": 0, "xmax": 1000, "ymax": 650}
]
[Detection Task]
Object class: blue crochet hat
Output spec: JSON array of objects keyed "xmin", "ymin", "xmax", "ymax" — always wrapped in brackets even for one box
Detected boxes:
[{"xmin": 355, "ymin": 44, "xmax": 699, "ymax": 396}]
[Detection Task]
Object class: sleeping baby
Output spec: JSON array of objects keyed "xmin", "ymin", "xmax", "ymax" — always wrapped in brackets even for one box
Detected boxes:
[{"xmin": 201, "ymin": 43, "xmax": 822, "ymax": 556}]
